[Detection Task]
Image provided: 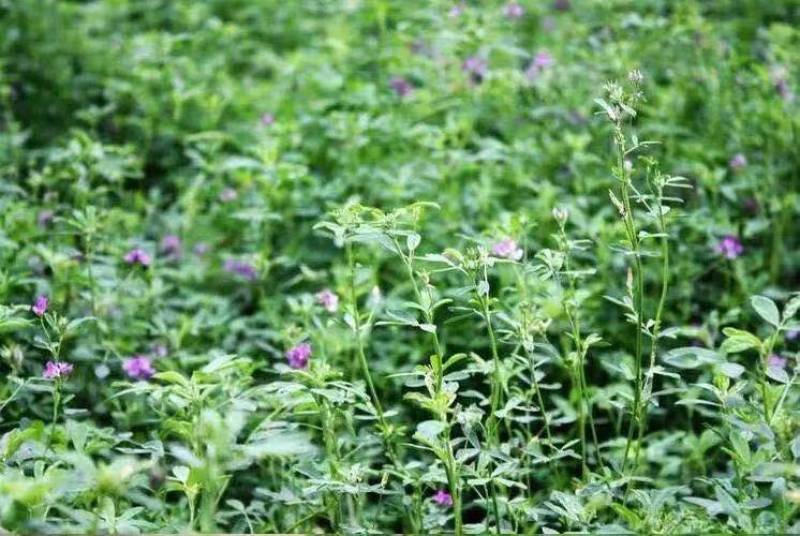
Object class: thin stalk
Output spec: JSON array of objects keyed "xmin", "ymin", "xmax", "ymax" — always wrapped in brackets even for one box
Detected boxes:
[
  {"xmin": 559, "ymin": 226, "xmax": 602, "ymax": 473},
  {"xmin": 633, "ymin": 185, "xmax": 671, "ymax": 469},
  {"xmin": 392, "ymin": 237, "xmax": 463, "ymax": 535},
  {"xmin": 481, "ymin": 293, "xmax": 503, "ymax": 446},
  {"xmin": 346, "ymin": 243, "xmax": 395, "ymax": 459},
  {"xmin": 617, "ymin": 129, "xmax": 645, "ymax": 474}
]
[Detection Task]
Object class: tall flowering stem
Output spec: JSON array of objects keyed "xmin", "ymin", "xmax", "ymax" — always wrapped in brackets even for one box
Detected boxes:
[
  {"xmin": 389, "ymin": 234, "xmax": 463, "ymax": 536},
  {"xmin": 598, "ymin": 75, "xmax": 647, "ymax": 473}
]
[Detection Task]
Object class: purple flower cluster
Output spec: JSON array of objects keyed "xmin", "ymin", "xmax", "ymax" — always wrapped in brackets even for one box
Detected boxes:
[
  {"xmin": 124, "ymin": 248, "xmax": 152, "ymax": 267},
  {"xmin": 123, "ymin": 355, "xmax": 156, "ymax": 380},
  {"xmin": 448, "ymin": 3, "xmax": 465, "ymax": 18},
  {"xmin": 219, "ymin": 188, "xmax": 238, "ymax": 203},
  {"xmin": 390, "ymin": 77, "xmax": 413, "ymax": 98},
  {"xmin": 462, "ymin": 56, "xmax": 488, "ymax": 83},
  {"xmin": 316, "ymin": 289, "xmax": 339, "ymax": 313},
  {"xmin": 32, "ymin": 295, "xmax": 48, "ymax": 317},
  {"xmin": 526, "ymin": 50, "xmax": 554, "ymax": 81},
  {"xmin": 716, "ymin": 235, "xmax": 743, "ymax": 259},
  {"xmin": 224, "ymin": 259, "xmax": 258, "ymax": 280},
  {"xmin": 768, "ymin": 354, "xmax": 787, "ymax": 368},
  {"xmin": 432, "ymin": 489, "xmax": 453, "ymax": 507},
  {"xmin": 161, "ymin": 235, "xmax": 181, "ymax": 257},
  {"xmin": 43, "ymin": 361, "xmax": 73, "ymax": 379},
  {"xmin": 503, "ymin": 2, "xmax": 524, "ymax": 18},
  {"xmin": 492, "ymin": 238, "xmax": 524, "ymax": 260},
  {"xmin": 37, "ymin": 210, "xmax": 55, "ymax": 228},
  {"xmin": 728, "ymin": 153, "xmax": 747, "ymax": 171},
  {"xmin": 286, "ymin": 342, "xmax": 312, "ymax": 369}
]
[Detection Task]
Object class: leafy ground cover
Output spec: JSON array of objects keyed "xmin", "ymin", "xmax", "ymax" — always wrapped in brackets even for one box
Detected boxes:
[{"xmin": 1, "ymin": 0, "xmax": 800, "ymax": 533}]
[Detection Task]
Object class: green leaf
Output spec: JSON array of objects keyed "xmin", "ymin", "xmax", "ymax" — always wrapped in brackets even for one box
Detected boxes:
[
  {"xmin": 766, "ymin": 365, "xmax": 790, "ymax": 384},
  {"xmin": 153, "ymin": 371, "xmax": 191, "ymax": 387},
  {"xmin": 662, "ymin": 347, "xmax": 723, "ymax": 369},
  {"xmin": 751, "ymin": 296, "xmax": 780, "ymax": 327},
  {"xmin": 414, "ymin": 420, "xmax": 446, "ymax": 445},
  {"xmin": 720, "ymin": 328, "xmax": 761, "ymax": 354}
]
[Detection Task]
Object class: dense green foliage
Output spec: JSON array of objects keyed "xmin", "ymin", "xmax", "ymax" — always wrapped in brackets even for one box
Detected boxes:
[{"xmin": 2, "ymin": 0, "xmax": 800, "ymax": 533}]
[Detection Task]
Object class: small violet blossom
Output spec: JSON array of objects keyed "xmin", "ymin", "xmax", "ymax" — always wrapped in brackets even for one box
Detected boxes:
[
  {"xmin": 504, "ymin": 2, "xmax": 524, "ymax": 18},
  {"xmin": 771, "ymin": 65, "xmax": 795, "ymax": 102},
  {"xmin": 219, "ymin": 188, "xmax": 238, "ymax": 203},
  {"xmin": 716, "ymin": 235, "xmax": 743, "ymax": 260},
  {"xmin": 161, "ymin": 235, "xmax": 181, "ymax": 257},
  {"xmin": 553, "ymin": 0, "xmax": 571, "ymax": 11},
  {"xmin": 492, "ymin": 238, "xmax": 524, "ymax": 261},
  {"xmin": 151, "ymin": 343, "xmax": 169, "ymax": 358},
  {"xmin": 462, "ymin": 56, "xmax": 488, "ymax": 83},
  {"xmin": 432, "ymin": 489, "xmax": 453, "ymax": 507},
  {"xmin": 43, "ymin": 361, "xmax": 73, "ymax": 380},
  {"xmin": 448, "ymin": 3, "xmax": 465, "ymax": 18},
  {"xmin": 37, "ymin": 210, "xmax": 55, "ymax": 228},
  {"xmin": 526, "ymin": 50, "xmax": 554, "ymax": 81},
  {"xmin": 261, "ymin": 113, "xmax": 275, "ymax": 126},
  {"xmin": 389, "ymin": 77, "xmax": 413, "ymax": 98},
  {"xmin": 193, "ymin": 242, "xmax": 210, "ymax": 256},
  {"xmin": 729, "ymin": 153, "xmax": 747, "ymax": 171},
  {"xmin": 286, "ymin": 342, "xmax": 312, "ymax": 369},
  {"xmin": 32, "ymin": 295, "xmax": 48, "ymax": 317},
  {"xmin": 316, "ymin": 289, "xmax": 339, "ymax": 313},
  {"xmin": 124, "ymin": 248, "xmax": 152, "ymax": 267},
  {"xmin": 787, "ymin": 329, "xmax": 799, "ymax": 341},
  {"xmin": 768, "ymin": 354, "xmax": 787, "ymax": 368},
  {"xmin": 123, "ymin": 355, "xmax": 156, "ymax": 380},
  {"xmin": 224, "ymin": 259, "xmax": 258, "ymax": 281}
]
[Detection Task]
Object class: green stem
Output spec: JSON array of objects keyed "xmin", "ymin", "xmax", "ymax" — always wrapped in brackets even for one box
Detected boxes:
[
  {"xmin": 634, "ymin": 188, "xmax": 670, "ymax": 470},
  {"xmin": 346, "ymin": 243, "xmax": 394, "ymax": 456}
]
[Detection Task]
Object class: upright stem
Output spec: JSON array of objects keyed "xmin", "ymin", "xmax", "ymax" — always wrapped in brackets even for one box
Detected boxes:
[
  {"xmin": 346, "ymin": 243, "xmax": 394, "ymax": 458},
  {"xmin": 616, "ymin": 129, "xmax": 645, "ymax": 474},
  {"xmin": 392, "ymin": 238, "xmax": 463, "ymax": 535},
  {"xmin": 634, "ymin": 188, "xmax": 670, "ymax": 469},
  {"xmin": 482, "ymin": 294, "xmax": 502, "ymax": 446}
]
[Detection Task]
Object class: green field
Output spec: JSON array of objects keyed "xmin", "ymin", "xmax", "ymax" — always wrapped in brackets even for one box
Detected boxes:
[{"xmin": 1, "ymin": 1, "xmax": 800, "ymax": 533}]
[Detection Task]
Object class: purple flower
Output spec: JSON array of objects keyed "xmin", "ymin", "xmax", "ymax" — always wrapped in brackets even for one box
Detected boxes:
[
  {"xmin": 193, "ymin": 242, "xmax": 210, "ymax": 256},
  {"xmin": 768, "ymin": 354, "xmax": 787, "ymax": 368},
  {"xmin": 161, "ymin": 234, "xmax": 181, "ymax": 255},
  {"xmin": 32, "ymin": 295, "xmax": 48, "ymax": 317},
  {"xmin": 771, "ymin": 66, "xmax": 795, "ymax": 102},
  {"xmin": 462, "ymin": 56, "xmax": 488, "ymax": 83},
  {"xmin": 492, "ymin": 238, "xmax": 524, "ymax": 261},
  {"xmin": 504, "ymin": 2, "xmax": 524, "ymax": 18},
  {"xmin": 553, "ymin": 0, "xmax": 571, "ymax": 11},
  {"xmin": 390, "ymin": 77, "xmax": 413, "ymax": 98},
  {"xmin": 787, "ymin": 329, "xmax": 799, "ymax": 341},
  {"xmin": 224, "ymin": 259, "xmax": 258, "ymax": 281},
  {"xmin": 151, "ymin": 343, "xmax": 169, "ymax": 358},
  {"xmin": 729, "ymin": 153, "xmax": 747, "ymax": 171},
  {"xmin": 219, "ymin": 188, "xmax": 238, "ymax": 203},
  {"xmin": 432, "ymin": 489, "xmax": 453, "ymax": 507},
  {"xmin": 43, "ymin": 361, "xmax": 73, "ymax": 380},
  {"xmin": 525, "ymin": 50, "xmax": 554, "ymax": 81},
  {"xmin": 742, "ymin": 197, "xmax": 760, "ymax": 216},
  {"xmin": 448, "ymin": 3, "xmax": 465, "ymax": 18},
  {"xmin": 316, "ymin": 289, "xmax": 339, "ymax": 313},
  {"xmin": 123, "ymin": 355, "xmax": 156, "ymax": 380},
  {"xmin": 37, "ymin": 210, "xmax": 55, "ymax": 228},
  {"xmin": 716, "ymin": 235, "xmax": 743, "ymax": 260},
  {"xmin": 261, "ymin": 113, "xmax": 275, "ymax": 126},
  {"xmin": 286, "ymin": 342, "xmax": 312, "ymax": 369},
  {"xmin": 124, "ymin": 248, "xmax": 152, "ymax": 267}
]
